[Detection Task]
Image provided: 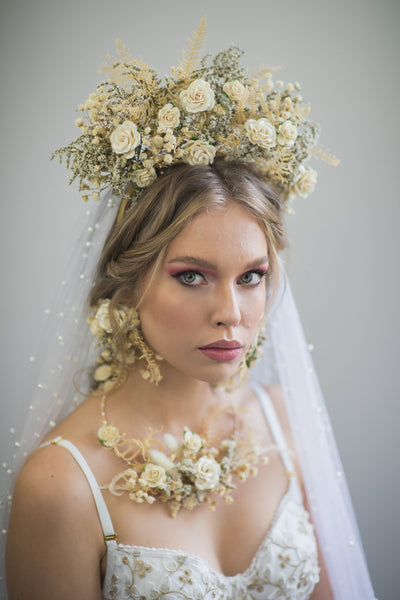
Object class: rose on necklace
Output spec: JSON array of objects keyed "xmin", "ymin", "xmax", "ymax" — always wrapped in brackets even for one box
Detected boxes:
[{"xmin": 193, "ymin": 456, "xmax": 221, "ymax": 491}]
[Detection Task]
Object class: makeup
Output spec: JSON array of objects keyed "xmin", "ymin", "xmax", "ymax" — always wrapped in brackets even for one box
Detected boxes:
[{"xmin": 198, "ymin": 339, "xmax": 243, "ymax": 361}]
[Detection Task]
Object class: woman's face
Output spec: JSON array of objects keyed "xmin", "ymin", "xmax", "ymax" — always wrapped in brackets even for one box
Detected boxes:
[{"xmin": 139, "ymin": 202, "xmax": 269, "ymax": 385}]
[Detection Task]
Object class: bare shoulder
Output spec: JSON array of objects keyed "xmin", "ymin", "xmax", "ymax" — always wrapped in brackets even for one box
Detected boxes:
[
  {"xmin": 6, "ymin": 443, "xmax": 104, "ymax": 599},
  {"xmin": 13, "ymin": 442, "xmax": 94, "ymax": 512}
]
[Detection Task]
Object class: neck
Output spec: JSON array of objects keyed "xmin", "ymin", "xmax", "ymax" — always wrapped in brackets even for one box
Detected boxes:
[{"xmin": 108, "ymin": 364, "xmax": 235, "ymax": 434}]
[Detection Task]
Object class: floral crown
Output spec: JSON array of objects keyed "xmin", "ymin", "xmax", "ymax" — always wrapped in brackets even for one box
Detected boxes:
[{"xmin": 53, "ymin": 18, "xmax": 338, "ymax": 212}]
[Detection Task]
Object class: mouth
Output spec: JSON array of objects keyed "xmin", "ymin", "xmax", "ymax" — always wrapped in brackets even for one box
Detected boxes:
[{"xmin": 198, "ymin": 339, "xmax": 243, "ymax": 362}]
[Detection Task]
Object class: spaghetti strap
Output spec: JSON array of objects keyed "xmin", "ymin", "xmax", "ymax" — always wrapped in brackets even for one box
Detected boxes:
[
  {"xmin": 40, "ymin": 436, "xmax": 117, "ymax": 544},
  {"xmin": 250, "ymin": 383, "xmax": 295, "ymax": 475}
]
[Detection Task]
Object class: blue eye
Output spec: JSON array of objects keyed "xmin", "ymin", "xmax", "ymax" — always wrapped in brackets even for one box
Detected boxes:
[
  {"xmin": 239, "ymin": 270, "xmax": 266, "ymax": 285},
  {"xmin": 174, "ymin": 271, "xmax": 204, "ymax": 286}
]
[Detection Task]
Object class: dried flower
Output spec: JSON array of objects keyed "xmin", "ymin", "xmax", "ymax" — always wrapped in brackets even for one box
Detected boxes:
[
  {"xmin": 223, "ymin": 80, "xmax": 248, "ymax": 102},
  {"xmin": 110, "ymin": 120, "xmax": 141, "ymax": 158},
  {"xmin": 98, "ymin": 425, "xmax": 120, "ymax": 447},
  {"xmin": 194, "ymin": 456, "xmax": 221, "ymax": 490},
  {"xmin": 182, "ymin": 140, "xmax": 216, "ymax": 165},
  {"xmin": 139, "ymin": 464, "xmax": 167, "ymax": 489},
  {"xmin": 290, "ymin": 165, "xmax": 318, "ymax": 198},
  {"xmin": 245, "ymin": 118, "xmax": 277, "ymax": 149},
  {"xmin": 158, "ymin": 103, "xmax": 180, "ymax": 131},
  {"xmin": 135, "ymin": 167, "xmax": 157, "ymax": 188},
  {"xmin": 179, "ymin": 79, "xmax": 215, "ymax": 113},
  {"xmin": 277, "ymin": 120, "xmax": 298, "ymax": 148}
]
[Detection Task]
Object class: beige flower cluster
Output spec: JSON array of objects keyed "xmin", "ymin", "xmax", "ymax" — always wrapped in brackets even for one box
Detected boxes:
[
  {"xmin": 53, "ymin": 38, "xmax": 338, "ymax": 209},
  {"xmin": 99, "ymin": 422, "xmax": 270, "ymax": 517},
  {"xmin": 88, "ymin": 299, "xmax": 162, "ymax": 389}
]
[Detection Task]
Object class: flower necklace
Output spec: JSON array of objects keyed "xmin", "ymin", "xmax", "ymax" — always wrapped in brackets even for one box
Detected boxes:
[{"xmin": 98, "ymin": 395, "xmax": 271, "ymax": 517}]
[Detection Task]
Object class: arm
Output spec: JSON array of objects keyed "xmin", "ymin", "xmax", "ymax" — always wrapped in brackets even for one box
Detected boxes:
[
  {"xmin": 266, "ymin": 384, "xmax": 334, "ymax": 600},
  {"xmin": 6, "ymin": 445, "xmax": 105, "ymax": 600}
]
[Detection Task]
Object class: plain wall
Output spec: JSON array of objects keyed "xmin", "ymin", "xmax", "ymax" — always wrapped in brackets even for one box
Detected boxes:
[{"xmin": 1, "ymin": 1, "xmax": 399, "ymax": 597}]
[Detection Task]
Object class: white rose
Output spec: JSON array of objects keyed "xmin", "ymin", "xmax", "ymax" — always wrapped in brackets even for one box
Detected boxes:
[
  {"xmin": 94, "ymin": 300, "xmax": 112, "ymax": 333},
  {"xmin": 223, "ymin": 80, "xmax": 248, "ymax": 102},
  {"xmin": 194, "ymin": 456, "xmax": 221, "ymax": 491},
  {"xmin": 135, "ymin": 167, "xmax": 157, "ymax": 188},
  {"xmin": 245, "ymin": 118, "xmax": 277, "ymax": 149},
  {"xmin": 97, "ymin": 425, "xmax": 120, "ymax": 447},
  {"xmin": 182, "ymin": 140, "xmax": 216, "ymax": 166},
  {"xmin": 158, "ymin": 103, "xmax": 180, "ymax": 131},
  {"xmin": 277, "ymin": 121, "xmax": 298, "ymax": 147},
  {"xmin": 139, "ymin": 464, "xmax": 167, "ymax": 488},
  {"xmin": 180, "ymin": 79, "xmax": 215, "ymax": 113},
  {"xmin": 183, "ymin": 429, "xmax": 203, "ymax": 454},
  {"xmin": 290, "ymin": 166, "xmax": 318, "ymax": 198},
  {"xmin": 110, "ymin": 120, "xmax": 141, "ymax": 159}
]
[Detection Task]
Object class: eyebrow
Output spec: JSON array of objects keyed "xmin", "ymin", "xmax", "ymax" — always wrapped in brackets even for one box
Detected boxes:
[{"xmin": 166, "ymin": 255, "xmax": 269, "ymax": 271}]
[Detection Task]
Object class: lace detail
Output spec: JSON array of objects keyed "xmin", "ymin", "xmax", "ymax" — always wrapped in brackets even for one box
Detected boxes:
[{"xmin": 103, "ymin": 480, "xmax": 320, "ymax": 600}]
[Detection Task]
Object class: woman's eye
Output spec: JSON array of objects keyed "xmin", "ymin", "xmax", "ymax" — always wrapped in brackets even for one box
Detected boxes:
[
  {"xmin": 175, "ymin": 271, "xmax": 204, "ymax": 286},
  {"xmin": 239, "ymin": 270, "xmax": 266, "ymax": 285}
]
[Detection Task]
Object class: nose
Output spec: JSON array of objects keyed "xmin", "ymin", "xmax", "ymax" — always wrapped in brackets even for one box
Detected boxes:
[{"xmin": 211, "ymin": 284, "xmax": 241, "ymax": 329}]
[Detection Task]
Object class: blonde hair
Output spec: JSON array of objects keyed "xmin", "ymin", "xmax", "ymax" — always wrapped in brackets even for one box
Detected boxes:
[{"xmin": 88, "ymin": 160, "xmax": 286, "ymax": 385}]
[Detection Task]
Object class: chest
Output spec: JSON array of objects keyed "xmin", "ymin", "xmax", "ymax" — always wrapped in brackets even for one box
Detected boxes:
[
  {"xmin": 102, "ymin": 444, "xmax": 288, "ymax": 577},
  {"xmin": 102, "ymin": 488, "xmax": 320, "ymax": 600}
]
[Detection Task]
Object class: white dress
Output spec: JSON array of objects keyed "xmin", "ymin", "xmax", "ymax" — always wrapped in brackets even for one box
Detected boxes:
[{"xmin": 44, "ymin": 386, "xmax": 320, "ymax": 599}]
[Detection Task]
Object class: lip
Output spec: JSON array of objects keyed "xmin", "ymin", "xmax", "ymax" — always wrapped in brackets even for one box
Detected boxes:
[
  {"xmin": 198, "ymin": 339, "xmax": 243, "ymax": 362},
  {"xmin": 199, "ymin": 339, "xmax": 242, "ymax": 350}
]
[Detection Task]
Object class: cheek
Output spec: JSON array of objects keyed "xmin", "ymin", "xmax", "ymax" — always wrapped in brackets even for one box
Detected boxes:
[
  {"xmin": 140, "ymin": 292, "xmax": 199, "ymax": 341},
  {"xmin": 242, "ymin": 288, "xmax": 267, "ymax": 326}
]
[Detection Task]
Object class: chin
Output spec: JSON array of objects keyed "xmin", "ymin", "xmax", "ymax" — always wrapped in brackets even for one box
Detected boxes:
[{"xmin": 197, "ymin": 363, "xmax": 242, "ymax": 386}]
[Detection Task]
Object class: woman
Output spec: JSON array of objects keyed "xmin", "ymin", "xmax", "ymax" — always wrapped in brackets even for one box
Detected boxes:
[{"xmin": 2, "ymin": 25, "xmax": 374, "ymax": 599}]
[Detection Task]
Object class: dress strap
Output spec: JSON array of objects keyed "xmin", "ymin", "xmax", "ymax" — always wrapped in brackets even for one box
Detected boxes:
[
  {"xmin": 250, "ymin": 383, "xmax": 295, "ymax": 476},
  {"xmin": 40, "ymin": 436, "xmax": 117, "ymax": 545}
]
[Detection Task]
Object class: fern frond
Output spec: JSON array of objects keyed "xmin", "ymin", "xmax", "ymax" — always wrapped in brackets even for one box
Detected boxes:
[
  {"xmin": 312, "ymin": 144, "xmax": 340, "ymax": 166},
  {"xmin": 172, "ymin": 17, "xmax": 207, "ymax": 80},
  {"xmin": 252, "ymin": 64, "xmax": 282, "ymax": 80}
]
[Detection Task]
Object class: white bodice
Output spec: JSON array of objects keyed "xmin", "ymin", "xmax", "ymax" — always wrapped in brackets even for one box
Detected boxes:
[{"xmin": 103, "ymin": 477, "xmax": 319, "ymax": 599}]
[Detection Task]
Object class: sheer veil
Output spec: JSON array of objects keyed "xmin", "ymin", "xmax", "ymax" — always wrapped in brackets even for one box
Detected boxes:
[{"xmin": 0, "ymin": 192, "xmax": 375, "ymax": 598}]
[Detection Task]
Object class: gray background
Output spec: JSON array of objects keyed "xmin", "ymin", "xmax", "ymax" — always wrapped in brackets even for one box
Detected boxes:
[{"xmin": 1, "ymin": 0, "xmax": 399, "ymax": 597}]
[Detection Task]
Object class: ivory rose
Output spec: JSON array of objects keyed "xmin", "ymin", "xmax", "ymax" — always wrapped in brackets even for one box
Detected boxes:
[
  {"xmin": 245, "ymin": 118, "xmax": 277, "ymax": 149},
  {"xmin": 91, "ymin": 300, "xmax": 129, "ymax": 337},
  {"xmin": 158, "ymin": 103, "xmax": 180, "ymax": 131},
  {"xmin": 180, "ymin": 79, "xmax": 215, "ymax": 113},
  {"xmin": 97, "ymin": 424, "xmax": 120, "ymax": 447},
  {"xmin": 135, "ymin": 167, "xmax": 157, "ymax": 188},
  {"xmin": 139, "ymin": 464, "xmax": 167, "ymax": 488},
  {"xmin": 277, "ymin": 120, "xmax": 298, "ymax": 148},
  {"xmin": 194, "ymin": 456, "xmax": 221, "ymax": 491},
  {"xmin": 182, "ymin": 140, "xmax": 216, "ymax": 166},
  {"xmin": 291, "ymin": 166, "xmax": 318, "ymax": 198},
  {"xmin": 223, "ymin": 80, "xmax": 248, "ymax": 102},
  {"xmin": 183, "ymin": 429, "xmax": 203, "ymax": 454},
  {"xmin": 110, "ymin": 120, "xmax": 141, "ymax": 158},
  {"xmin": 93, "ymin": 300, "xmax": 112, "ymax": 333}
]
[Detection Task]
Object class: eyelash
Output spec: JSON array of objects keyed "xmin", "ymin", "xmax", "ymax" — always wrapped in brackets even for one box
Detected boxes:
[{"xmin": 172, "ymin": 269, "xmax": 267, "ymax": 287}]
